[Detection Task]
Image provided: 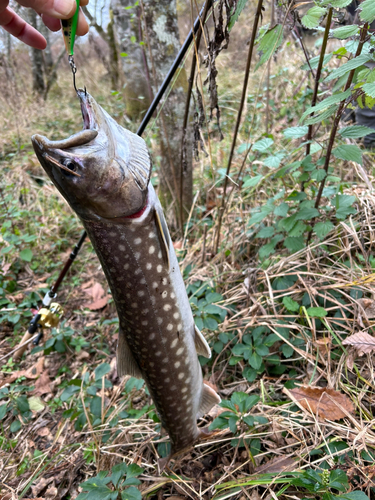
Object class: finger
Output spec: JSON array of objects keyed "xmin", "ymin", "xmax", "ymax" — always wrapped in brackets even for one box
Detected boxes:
[
  {"xmin": 17, "ymin": 0, "xmax": 76, "ymax": 19},
  {"xmin": 0, "ymin": 0, "xmax": 10, "ymax": 15},
  {"xmin": 0, "ymin": 7, "xmax": 46, "ymax": 49},
  {"xmin": 80, "ymin": 0, "xmax": 89, "ymax": 6},
  {"xmin": 76, "ymin": 8, "xmax": 88, "ymax": 36},
  {"xmin": 40, "ymin": 13, "xmax": 61, "ymax": 31}
]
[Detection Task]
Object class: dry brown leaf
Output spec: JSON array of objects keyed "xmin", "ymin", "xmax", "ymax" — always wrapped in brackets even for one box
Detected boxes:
[
  {"xmin": 33, "ymin": 371, "xmax": 52, "ymax": 396},
  {"xmin": 283, "ymin": 386, "xmax": 354, "ymax": 421},
  {"xmin": 0, "ymin": 357, "xmax": 45, "ymax": 388},
  {"xmin": 31, "ymin": 476, "xmax": 54, "ymax": 497},
  {"xmin": 255, "ymin": 455, "xmax": 296, "ymax": 473},
  {"xmin": 343, "ymin": 331, "xmax": 375, "ymax": 356},
  {"xmin": 315, "ymin": 338, "xmax": 331, "ymax": 356},
  {"xmin": 83, "ymin": 282, "xmax": 108, "ymax": 310},
  {"xmin": 357, "ymin": 298, "xmax": 375, "ymax": 319},
  {"xmin": 76, "ymin": 350, "xmax": 90, "ymax": 360},
  {"xmin": 37, "ymin": 427, "xmax": 51, "ymax": 437}
]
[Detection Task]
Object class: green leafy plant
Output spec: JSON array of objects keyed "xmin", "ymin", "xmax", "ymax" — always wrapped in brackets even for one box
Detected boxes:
[
  {"xmin": 77, "ymin": 462, "xmax": 144, "ymax": 500},
  {"xmin": 187, "ymin": 280, "xmax": 227, "ymax": 331}
]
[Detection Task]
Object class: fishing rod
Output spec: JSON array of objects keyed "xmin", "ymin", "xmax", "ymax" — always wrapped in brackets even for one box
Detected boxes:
[{"xmin": 12, "ymin": 0, "xmax": 213, "ymax": 362}]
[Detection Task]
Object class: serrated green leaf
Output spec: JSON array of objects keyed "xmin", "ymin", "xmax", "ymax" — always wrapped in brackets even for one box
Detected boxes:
[
  {"xmin": 362, "ymin": 83, "xmax": 375, "ymax": 98},
  {"xmin": 301, "ymin": 89, "xmax": 351, "ymax": 120},
  {"xmin": 284, "ymin": 236, "xmax": 305, "ymax": 252},
  {"xmin": 257, "ymin": 226, "xmax": 275, "ymax": 238},
  {"xmin": 339, "ymin": 125, "xmax": 375, "ymax": 138},
  {"xmin": 301, "ymin": 6, "xmax": 326, "ymax": 29},
  {"xmin": 126, "ymin": 464, "xmax": 144, "ymax": 479},
  {"xmin": 294, "ymin": 207, "xmax": 320, "ymax": 220},
  {"xmin": 311, "ymin": 169, "xmax": 327, "ymax": 181},
  {"xmin": 274, "ymin": 202, "xmax": 289, "ymax": 217},
  {"xmin": 253, "ymin": 138, "xmax": 274, "ymax": 151},
  {"xmin": 306, "ymin": 306, "xmax": 327, "ymax": 318},
  {"xmin": 328, "ymin": 0, "xmax": 353, "ymax": 6},
  {"xmin": 19, "ymin": 248, "xmax": 33, "ymax": 262},
  {"xmin": 338, "ymin": 491, "xmax": 371, "ymax": 500},
  {"xmin": 283, "ymin": 126, "xmax": 308, "ymax": 138},
  {"xmin": 325, "ymin": 54, "xmax": 371, "ymax": 82},
  {"xmin": 283, "ymin": 296, "xmax": 300, "ymax": 312},
  {"xmin": 263, "ymin": 155, "xmax": 282, "ymax": 168},
  {"xmin": 359, "ymin": 0, "xmax": 375, "ymax": 23},
  {"xmin": 242, "ymin": 174, "xmax": 263, "ymax": 188},
  {"xmin": 228, "ymin": 0, "xmax": 248, "ymax": 30},
  {"xmin": 332, "ymin": 144, "xmax": 362, "ymax": 165},
  {"xmin": 314, "ymin": 220, "xmax": 334, "ymax": 239},
  {"xmin": 331, "ymin": 25, "xmax": 358, "ymax": 39},
  {"xmin": 304, "ymin": 105, "xmax": 338, "ymax": 125},
  {"xmin": 255, "ymin": 24, "xmax": 283, "ymax": 69}
]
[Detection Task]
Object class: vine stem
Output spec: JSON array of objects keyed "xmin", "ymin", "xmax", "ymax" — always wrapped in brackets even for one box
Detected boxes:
[
  {"xmin": 307, "ymin": 22, "xmax": 369, "ymax": 243},
  {"xmin": 214, "ymin": 0, "xmax": 264, "ymax": 254},
  {"xmin": 303, "ymin": 8, "xmax": 333, "ymax": 182},
  {"xmin": 179, "ymin": 0, "xmax": 212, "ymax": 236}
]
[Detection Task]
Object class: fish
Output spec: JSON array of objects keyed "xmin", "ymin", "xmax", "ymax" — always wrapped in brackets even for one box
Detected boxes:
[{"xmin": 31, "ymin": 89, "xmax": 220, "ymax": 467}]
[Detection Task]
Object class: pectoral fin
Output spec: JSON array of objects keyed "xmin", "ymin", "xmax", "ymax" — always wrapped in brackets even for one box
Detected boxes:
[
  {"xmin": 155, "ymin": 207, "xmax": 170, "ymax": 270},
  {"xmin": 197, "ymin": 382, "xmax": 221, "ymax": 419},
  {"xmin": 117, "ymin": 329, "xmax": 142, "ymax": 378},
  {"xmin": 194, "ymin": 324, "xmax": 211, "ymax": 358}
]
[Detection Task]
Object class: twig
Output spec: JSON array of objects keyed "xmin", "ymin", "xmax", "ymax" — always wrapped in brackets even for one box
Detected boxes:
[{"xmin": 214, "ymin": 0, "xmax": 264, "ymax": 253}]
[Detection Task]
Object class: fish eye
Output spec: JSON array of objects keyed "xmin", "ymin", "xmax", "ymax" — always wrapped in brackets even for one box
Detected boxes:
[{"xmin": 64, "ymin": 160, "xmax": 76, "ymax": 171}]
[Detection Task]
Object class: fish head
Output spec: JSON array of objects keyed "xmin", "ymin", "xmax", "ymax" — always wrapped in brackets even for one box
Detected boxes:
[{"xmin": 32, "ymin": 90, "xmax": 151, "ymax": 220}]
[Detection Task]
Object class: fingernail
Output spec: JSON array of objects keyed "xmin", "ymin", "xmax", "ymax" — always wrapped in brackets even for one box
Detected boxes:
[{"xmin": 53, "ymin": 0, "xmax": 75, "ymax": 17}]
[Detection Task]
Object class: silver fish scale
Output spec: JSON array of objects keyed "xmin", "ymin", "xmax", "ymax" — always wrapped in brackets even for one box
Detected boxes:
[{"xmin": 84, "ymin": 203, "xmax": 202, "ymax": 452}]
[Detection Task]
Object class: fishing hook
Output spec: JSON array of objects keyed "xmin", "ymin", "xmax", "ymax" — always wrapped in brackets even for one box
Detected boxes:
[{"xmin": 69, "ymin": 55, "xmax": 78, "ymax": 94}]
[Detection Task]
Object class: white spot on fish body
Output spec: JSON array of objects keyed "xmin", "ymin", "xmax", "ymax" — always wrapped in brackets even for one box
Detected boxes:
[
  {"xmin": 134, "ymin": 267, "xmax": 141, "ymax": 274},
  {"xmin": 131, "ymin": 303, "xmax": 138, "ymax": 308},
  {"xmin": 165, "ymin": 377, "xmax": 170, "ymax": 383},
  {"xmin": 141, "ymin": 320, "xmax": 148, "ymax": 326},
  {"xmin": 176, "ymin": 347, "xmax": 184, "ymax": 356},
  {"xmin": 173, "ymin": 312, "xmax": 180, "ymax": 319},
  {"xmin": 149, "ymin": 246, "xmax": 155, "ymax": 254},
  {"xmin": 134, "ymin": 237, "xmax": 142, "ymax": 245},
  {"xmin": 140, "ymin": 278, "xmax": 146, "ymax": 284},
  {"xmin": 161, "ymin": 368, "xmax": 167, "ymax": 373},
  {"xmin": 162, "ymin": 357, "xmax": 169, "ymax": 363},
  {"xmin": 185, "ymin": 377, "xmax": 191, "ymax": 384},
  {"xmin": 167, "ymin": 324, "xmax": 173, "ymax": 331},
  {"xmin": 146, "ymin": 263, "xmax": 152, "ymax": 270},
  {"xmin": 124, "ymin": 263, "xmax": 129, "ymax": 270},
  {"xmin": 119, "ymin": 244, "xmax": 126, "ymax": 251},
  {"xmin": 158, "ymin": 251, "xmax": 162, "ymax": 259},
  {"xmin": 157, "ymin": 317, "xmax": 163, "ymax": 325},
  {"xmin": 178, "ymin": 373, "xmax": 185, "ymax": 379},
  {"xmin": 170, "ymin": 292, "xmax": 176, "ymax": 299},
  {"xmin": 155, "ymin": 351, "xmax": 162, "ymax": 356},
  {"xmin": 170, "ymin": 385, "xmax": 177, "ymax": 391},
  {"xmin": 141, "ymin": 309, "xmax": 149, "ymax": 315},
  {"xmin": 163, "ymin": 304, "xmax": 171, "ymax": 311},
  {"xmin": 171, "ymin": 338, "xmax": 178, "ymax": 348},
  {"xmin": 152, "ymin": 282, "xmax": 158, "ymax": 289},
  {"xmin": 149, "ymin": 333, "xmax": 155, "ymax": 340},
  {"xmin": 181, "ymin": 387, "xmax": 188, "ymax": 393},
  {"xmin": 174, "ymin": 362, "xmax": 180, "ymax": 368},
  {"xmin": 157, "ymin": 265, "xmax": 162, "ymax": 273},
  {"xmin": 138, "ymin": 290, "xmax": 145, "ymax": 297},
  {"xmin": 149, "ymin": 231, "xmax": 156, "ymax": 238},
  {"xmin": 162, "ymin": 291, "xmax": 168, "ymax": 298}
]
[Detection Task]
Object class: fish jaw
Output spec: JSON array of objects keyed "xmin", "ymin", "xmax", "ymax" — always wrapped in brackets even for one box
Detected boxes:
[{"xmin": 31, "ymin": 90, "xmax": 151, "ymax": 221}]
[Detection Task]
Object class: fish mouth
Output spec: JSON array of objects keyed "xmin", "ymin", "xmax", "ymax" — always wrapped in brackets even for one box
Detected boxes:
[
  {"xmin": 78, "ymin": 88, "xmax": 97, "ymax": 131},
  {"xmin": 31, "ymin": 89, "xmax": 99, "ymax": 155}
]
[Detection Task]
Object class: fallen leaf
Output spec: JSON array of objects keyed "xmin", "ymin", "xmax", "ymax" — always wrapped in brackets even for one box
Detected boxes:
[
  {"xmin": 173, "ymin": 240, "xmax": 183, "ymax": 250},
  {"xmin": 37, "ymin": 427, "xmax": 51, "ymax": 437},
  {"xmin": 83, "ymin": 281, "xmax": 108, "ymax": 310},
  {"xmin": 357, "ymin": 298, "xmax": 375, "ymax": 318},
  {"xmin": 255, "ymin": 455, "xmax": 297, "ymax": 473},
  {"xmin": 28, "ymin": 396, "xmax": 45, "ymax": 412},
  {"xmin": 33, "ymin": 371, "xmax": 52, "ymax": 396},
  {"xmin": 76, "ymin": 350, "xmax": 90, "ymax": 360},
  {"xmin": 315, "ymin": 338, "xmax": 331, "ymax": 356},
  {"xmin": 343, "ymin": 331, "xmax": 375, "ymax": 356},
  {"xmin": 31, "ymin": 476, "xmax": 54, "ymax": 497},
  {"xmin": 283, "ymin": 386, "xmax": 354, "ymax": 421},
  {"xmin": 0, "ymin": 357, "xmax": 45, "ymax": 388}
]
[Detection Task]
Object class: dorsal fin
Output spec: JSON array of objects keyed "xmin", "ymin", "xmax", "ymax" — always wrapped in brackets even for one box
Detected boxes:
[
  {"xmin": 154, "ymin": 207, "xmax": 170, "ymax": 270},
  {"xmin": 197, "ymin": 382, "xmax": 221, "ymax": 419},
  {"xmin": 194, "ymin": 324, "xmax": 211, "ymax": 358}
]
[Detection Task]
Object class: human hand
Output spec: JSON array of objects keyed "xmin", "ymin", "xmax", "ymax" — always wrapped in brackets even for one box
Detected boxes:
[{"xmin": 0, "ymin": 0, "xmax": 89, "ymax": 50}]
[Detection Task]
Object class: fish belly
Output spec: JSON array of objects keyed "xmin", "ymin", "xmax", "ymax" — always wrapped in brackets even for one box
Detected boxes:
[{"xmin": 84, "ymin": 204, "xmax": 203, "ymax": 453}]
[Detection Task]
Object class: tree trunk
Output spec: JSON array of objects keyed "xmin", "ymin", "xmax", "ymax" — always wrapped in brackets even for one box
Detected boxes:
[
  {"xmin": 28, "ymin": 10, "xmax": 45, "ymax": 95},
  {"xmin": 111, "ymin": 0, "xmax": 193, "ymax": 226}
]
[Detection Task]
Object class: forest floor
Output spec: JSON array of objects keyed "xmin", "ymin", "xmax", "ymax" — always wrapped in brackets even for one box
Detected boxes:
[{"xmin": 1, "ymin": 5, "xmax": 375, "ymax": 499}]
